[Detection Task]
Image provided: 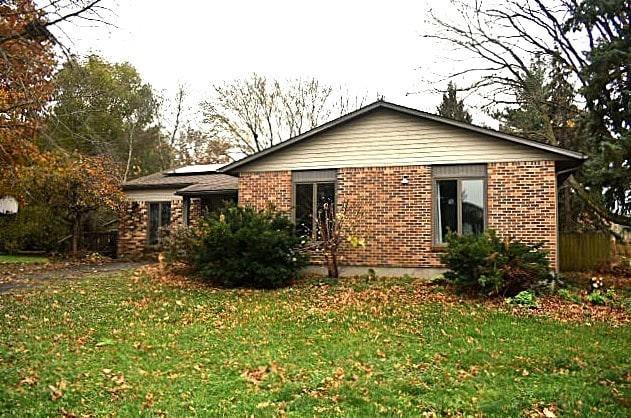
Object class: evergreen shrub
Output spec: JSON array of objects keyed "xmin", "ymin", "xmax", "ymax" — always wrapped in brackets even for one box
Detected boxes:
[
  {"xmin": 440, "ymin": 230, "xmax": 551, "ymax": 296},
  {"xmin": 194, "ymin": 203, "xmax": 308, "ymax": 289}
]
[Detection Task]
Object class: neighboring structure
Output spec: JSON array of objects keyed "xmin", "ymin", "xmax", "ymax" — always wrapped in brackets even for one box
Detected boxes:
[
  {"xmin": 119, "ymin": 164, "xmax": 238, "ymax": 257},
  {"xmin": 220, "ymin": 100, "xmax": 587, "ymax": 277},
  {"xmin": 0, "ymin": 195, "xmax": 18, "ymax": 215}
]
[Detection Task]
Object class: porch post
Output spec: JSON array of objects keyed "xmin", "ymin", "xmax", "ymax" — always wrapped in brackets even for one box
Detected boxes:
[{"xmin": 183, "ymin": 196, "xmax": 190, "ymax": 226}]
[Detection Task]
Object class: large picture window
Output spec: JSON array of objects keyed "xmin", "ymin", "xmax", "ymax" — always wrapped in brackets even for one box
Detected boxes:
[
  {"xmin": 434, "ymin": 165, "xmax": 486, "ymax": 245},
  {"xmin": 293, "ymin": 170, "xmax": 336, "ymax": 237},
  {"xmin": 148, "ymin": 202, "xmax": 171, "ymax": 245}
]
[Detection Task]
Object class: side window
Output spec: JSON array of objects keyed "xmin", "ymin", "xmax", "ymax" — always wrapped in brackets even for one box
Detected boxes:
[
  {"xmin": 148, "ymin": 202, "xmax": 171, "ymax": 245},
  {"xmin": 293, "ymin": 170, "xmax": 336, "ymax": 238},
  {"xmin": 295, "ymin": 183, "xmax": 314, "ymax": 237},
  {"xmin": 434, "ymin": 165, "xmax": 486, "ymax": 245}
]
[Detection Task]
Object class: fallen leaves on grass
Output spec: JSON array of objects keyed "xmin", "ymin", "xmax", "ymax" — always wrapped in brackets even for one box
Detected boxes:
[
  {"xmin": 58, "ymin": 407, "xmax": 78, "ymax": 418},
  {"xmin": 241, "ymin": 362, "xmax": 286, "ymax": 386},
  {"xmin": 242, "ymin": 365, "xmax": 269, "ymax": 385},
  {"xmin": 49, "ymin": 380, "xmax": 67, "ymax": 400},
  {"xmin": 141, "ymin": 393, "xmax": 156, "ymax": 409},
  {"xmin": 305, "ymin": 279, "xmax": 459, "ymax": 319},
  {"xmin": 1, "ymin": 265, "xmax": 629, "ymax": 417},
  {"xmin": 138, "ymin": 264, "xmax": 204, "ymax": 289},
  {"xmin": 493, "ymin": 296, "xmax": 630, "ymax": 326},
  {"xmin": 18, "ymin": 374, "xmax": 38, "ymax": 387},
  {"xmin": 525, "ymin": 403, "xmax": 559, "ymax": 418},
  {"xmin": 137, "ymin": 267, "xmax": 631, "ymax": 327}
]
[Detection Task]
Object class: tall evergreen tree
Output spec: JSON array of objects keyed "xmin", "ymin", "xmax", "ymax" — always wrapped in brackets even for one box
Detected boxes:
[
  {"xmin": 437, "ymin": 82, "xmax": 473, "ymax": 123},
  {"xmin": 566, "ymin": 0, "xmax": 631, "ymax": 220}
]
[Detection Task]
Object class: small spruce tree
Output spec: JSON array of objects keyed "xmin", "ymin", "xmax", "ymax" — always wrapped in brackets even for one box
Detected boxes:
[{"xmin": 437, "ymin": 81, "xmax": 473, "ymax": 123}]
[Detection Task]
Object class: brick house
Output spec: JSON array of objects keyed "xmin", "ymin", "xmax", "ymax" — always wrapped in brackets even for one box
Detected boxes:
[
  {"xmin": 119, "ymin": 165, "xmax": 238, "ymax": 257},
  {"xmin": 219, "ymin": 100, "xmax": 587, "ymax": 277}
]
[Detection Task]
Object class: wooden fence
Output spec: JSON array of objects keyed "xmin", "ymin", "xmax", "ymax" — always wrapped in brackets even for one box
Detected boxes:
[
  {"xmin": 615, "ymin": 242, "xmax": 631, "ymax": 259},
  {"xmin": 559, "ymin": 232, "xmax": 609, "ymax": 271},
  {"xmin": 82, "ymin": 231, "xmax": 118, "ymax": 258},
  {"xmin": 559, "ymin": 232, "xmax": 631, "ymax": 272}
]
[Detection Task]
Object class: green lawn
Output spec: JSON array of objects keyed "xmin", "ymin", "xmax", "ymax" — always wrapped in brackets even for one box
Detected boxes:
[
  {"xmin": 0, "ymin": 271, "xmax": 629, "ymax": 417},
  {"xmin": 0, "ymin": 255, "xmax": 49, "ymax": 264}
]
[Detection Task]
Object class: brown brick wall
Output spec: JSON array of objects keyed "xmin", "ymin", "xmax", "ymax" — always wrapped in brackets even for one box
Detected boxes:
[
  {"xmin": 238, "ymin": 171, "xmax": 292, "ymax": 212},
  {"xmin": 237, "ymin": 166, "xmax": 440, "ymax": 268},
  {"xmin": 189, "ymin": 198, "xmax": 202, "ymax": 226},
  {"xmin": 487, "ymin": 161, "xmax": 557, "ymax": 269},
  {"xmin": 237, "ymin": 162, "xmax": 558, "ymax": 269},
  {"xmin": 118, "ymin": 199, "xmax": 183, "ymax": 257},
  {"xmin": 172, "ymin": 200, "xmax": 184, "ymax": 232},
  {"xmin": 118, "ymin": 201, "xmax": 147, "ymax": 256},
  {"xmin": 337, "ymin": 166, "xmax": 442, "ymax": 267}
]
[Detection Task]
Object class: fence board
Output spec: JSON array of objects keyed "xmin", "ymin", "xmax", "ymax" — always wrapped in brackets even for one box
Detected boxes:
[
  {"xmin": 82, "ymin": 231, "xmax": 118, "ymax": 258},
  {"xmin": 559, "ymin": 233, "xmax": 610, "ymax": 272},
  {"xmin": 615, "ymin": 243, "xmax": 631, "ymax": 260}
]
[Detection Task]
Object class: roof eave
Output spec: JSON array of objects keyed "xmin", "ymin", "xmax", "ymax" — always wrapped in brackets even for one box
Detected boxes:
[{"xmin": 122, "ymin": 183, "xmax": 192, "ymax": 191}]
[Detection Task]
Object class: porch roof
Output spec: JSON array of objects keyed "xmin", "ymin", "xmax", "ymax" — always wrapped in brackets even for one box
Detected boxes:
[{"xmin": 122, "ymin": 167, "xmax": 238, "ymax": 193}]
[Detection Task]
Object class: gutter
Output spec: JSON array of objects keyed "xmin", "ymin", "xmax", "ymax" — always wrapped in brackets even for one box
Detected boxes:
[
  {"xmin": 122, "ymin": 183, "xmax": 193, "ymax": 191},
  {"xmin": 174, "ymin": 189, "xmax": 238, "ymax": 197}
]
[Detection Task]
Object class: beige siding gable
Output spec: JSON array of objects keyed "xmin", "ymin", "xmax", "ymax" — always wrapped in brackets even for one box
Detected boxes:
[
  {"xmin": 125, "ymin": 189, "xmax": 183, "ymax": 202},
  {"xmin": 240, "ymin": 108, "xmax": 568, "ymax": 172}
]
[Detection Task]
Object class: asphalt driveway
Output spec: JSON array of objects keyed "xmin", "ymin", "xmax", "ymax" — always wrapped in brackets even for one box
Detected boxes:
[{"xmin": 0, "ymin": 260, "xmax": 149, "ymax": 293}]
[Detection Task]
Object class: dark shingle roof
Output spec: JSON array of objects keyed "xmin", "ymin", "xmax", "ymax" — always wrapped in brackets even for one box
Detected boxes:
[
  {"xmin": 123, "ymin": 169, "xmax": 238, "ymax": 192},
  {"xmin": 175, "ymin": 176, "xmax": 239, "ymax": 196}
]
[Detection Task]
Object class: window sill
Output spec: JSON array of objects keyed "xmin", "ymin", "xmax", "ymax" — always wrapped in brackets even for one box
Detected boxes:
[{"xmin": 431, "ymin": 245, "xmax": 449, "ymax": 252}]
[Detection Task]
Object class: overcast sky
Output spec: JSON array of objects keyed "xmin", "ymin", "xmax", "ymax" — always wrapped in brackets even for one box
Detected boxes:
[{"xmin": 57, "ymin": 0, "xmax": 474, "ymax": 124}]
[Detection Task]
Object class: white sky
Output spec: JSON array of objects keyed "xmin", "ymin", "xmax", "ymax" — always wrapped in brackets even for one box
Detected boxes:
[{"xmin": 56, "ymin": 0, "xmax": 478, "ymax": 124}]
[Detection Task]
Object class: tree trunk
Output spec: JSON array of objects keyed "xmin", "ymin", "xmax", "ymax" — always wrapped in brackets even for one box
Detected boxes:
[
  {"xmin": 123, "ymin": 125, "xmax": 135, "ymax": 182},
  {"xmin": 71, "ymin": 216, "xmax": 81, "ymax": 255},
  {"xmin": 568, "ymin": 176, "xmax": 631, "ymax": 228},
  {"xmin": 326, "ymin": 252, "xmax": 339, "ymax": 279}
]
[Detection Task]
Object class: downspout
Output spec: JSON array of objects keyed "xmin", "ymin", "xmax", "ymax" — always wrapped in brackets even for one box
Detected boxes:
[{"xmin": 555, "ymin": 166, "xmax": 582, "ymax": 274}]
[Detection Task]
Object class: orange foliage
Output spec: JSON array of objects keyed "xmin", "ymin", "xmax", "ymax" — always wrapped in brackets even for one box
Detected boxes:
[
  {"xmin": 0, "ymin": 0, "xmax": 56, "ymax": 194},
  {"xmin": 16, "ymin": 151, "xmax": 124, "ymax": 253},
  {"xmin": 17, "ymin": 151, "xmax": 124, "ymax": 213}
]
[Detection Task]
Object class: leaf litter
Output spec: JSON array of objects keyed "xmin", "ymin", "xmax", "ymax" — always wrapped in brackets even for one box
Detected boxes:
[{"xmin": 1, "ymin": 263, "xmax": 630, "ymax": 416}]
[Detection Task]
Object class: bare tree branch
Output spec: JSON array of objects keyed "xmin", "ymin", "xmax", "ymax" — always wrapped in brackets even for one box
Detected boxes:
[{"xmin": 201, "ymin": 74, "xmax": 366, "ymax": 155}]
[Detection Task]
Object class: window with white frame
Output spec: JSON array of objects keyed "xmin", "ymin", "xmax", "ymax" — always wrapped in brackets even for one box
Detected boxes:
[
  {"xmin": 434, "ymin": 165, "xmax": 486, "ymax": 245},
  {"xmin": 293, "ymin": 170, "xmax": 336, "ymax": 238}
]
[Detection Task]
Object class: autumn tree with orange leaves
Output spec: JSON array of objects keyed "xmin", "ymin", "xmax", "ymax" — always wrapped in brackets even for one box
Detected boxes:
[
  {"xmin": 0, "ymin": 0, "xmax": 56, "ymax": 195},
  {"xmin": 0, "ymin": 0, "xmax": 124, "ymax": 255},
  {"xmin": 16, "ymin": 151, "xmax": 123, "ymax": 254}
]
